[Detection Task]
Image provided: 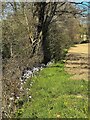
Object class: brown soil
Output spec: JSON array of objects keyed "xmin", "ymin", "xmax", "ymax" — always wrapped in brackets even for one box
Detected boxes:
[{"xmin": 65, "ymin": 43, "xmax": 90, "ymax": 80}]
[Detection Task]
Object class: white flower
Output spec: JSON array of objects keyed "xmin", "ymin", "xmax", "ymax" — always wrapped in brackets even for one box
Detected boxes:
[
  {"xmin": 11, "ymin": 93, "xmax": 14, "ymax": 95},
  {"xmin": 20, "ymin": 78, "xmax": 23, "ymax": 82},
  {"xmin": 20, "ymin": 86, "xmax": 23, "ymax": 90},
  {"xmin": 40, "ymin": 67, "xmax": 43, "ymax": 70},
  {"xmin": 29, "ymin": 95, "xmax": 32, "ymax": 99},
  {"xmin": 33, "ymin": 67, "xmax": 39, "ymax": 73},
  {"xmin": 21, "ymin": 82, "xmax": 23, "ymax": 85},
  {"xmin": 10, "ymin": 97, "xmax": 14, "ymax": 101},
  {"xmin": 24, "ymin": 81, "xmax": 26, "ymax": 84},
  {"xmin": 26, "ymin": 76, "xmax": 30, "ymax": 79},
  {"xmin": 8, "ymin": 104, "xmax": 11, "ymax": 108},
  {"xmin": 30, "ymin": 83, "xmax": 32, "ymax": 86},
  {"xmin": 26, "ymin": 88, "xmax": 29, "ymax": 91},
  {"xmin": 16, "ymin": 96, "xmax": 20, "ymax": 99},
  {"xmin": 31, "ymin": 81, "xmax": 33, "ymax": 84}
]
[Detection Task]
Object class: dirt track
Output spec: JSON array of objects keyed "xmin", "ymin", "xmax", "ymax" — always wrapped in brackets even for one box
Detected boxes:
[{"xmin": 65, "ymin": 43, "xmax": 90, "ymax": 80}]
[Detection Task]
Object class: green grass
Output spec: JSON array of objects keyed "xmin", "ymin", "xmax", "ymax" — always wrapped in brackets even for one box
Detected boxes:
[{"xmin": 15, "ymin": 62, "xmax": 88, "ymax": 118}]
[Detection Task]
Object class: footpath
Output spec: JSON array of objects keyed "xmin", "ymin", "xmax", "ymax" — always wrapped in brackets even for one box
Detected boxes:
[{"xmin": 65, "ymin": 43, "xmax": 90, "ymax": 80}]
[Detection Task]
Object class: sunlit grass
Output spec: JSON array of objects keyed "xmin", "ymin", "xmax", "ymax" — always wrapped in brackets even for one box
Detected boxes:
[{"xmin": 15, "ymin": 62, "xmax": 88, "ymax": 118}]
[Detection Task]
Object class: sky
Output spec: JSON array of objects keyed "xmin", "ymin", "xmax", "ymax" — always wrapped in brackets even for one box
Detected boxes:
[
  {"xmin": 70, "ymin": 0, "xmax": 89, "ymax": 2},
  {"xmin": 0, "ymin": 0, "xmax": 90, "ymax": 2}
]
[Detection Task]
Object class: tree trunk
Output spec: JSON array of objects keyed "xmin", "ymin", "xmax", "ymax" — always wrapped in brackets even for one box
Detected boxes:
[
  {"xmin": 32, "ymin": 3, "xmax": 46, "ymax": 55},
  {"xmin": 31, "ymin": 3, "xmax": 57, "ymax": 64}
]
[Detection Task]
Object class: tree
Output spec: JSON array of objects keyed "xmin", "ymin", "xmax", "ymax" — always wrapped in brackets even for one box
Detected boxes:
[
  {"xmin": 28, "ymin": 2, "xmax": 57, "ymax": 64},
  {"xmin": 1, "ymin": 1, "xmax": 89, "ymax": 118}
]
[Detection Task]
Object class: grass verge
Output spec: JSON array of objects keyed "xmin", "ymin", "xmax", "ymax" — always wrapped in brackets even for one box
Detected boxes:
[{"xmin": 14, "ymin": 62, "xmax": 88, "ymax": 118}]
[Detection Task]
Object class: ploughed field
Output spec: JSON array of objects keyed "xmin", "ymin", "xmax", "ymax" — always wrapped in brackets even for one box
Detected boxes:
[{"xmin": 65, "ymin": 43, "xmax": 90, "ymax": 80}]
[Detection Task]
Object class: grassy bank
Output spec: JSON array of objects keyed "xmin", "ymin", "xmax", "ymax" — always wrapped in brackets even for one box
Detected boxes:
[{"xmin": 15, "ymin": 62, "xmax": 88, "ymax": 118}]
